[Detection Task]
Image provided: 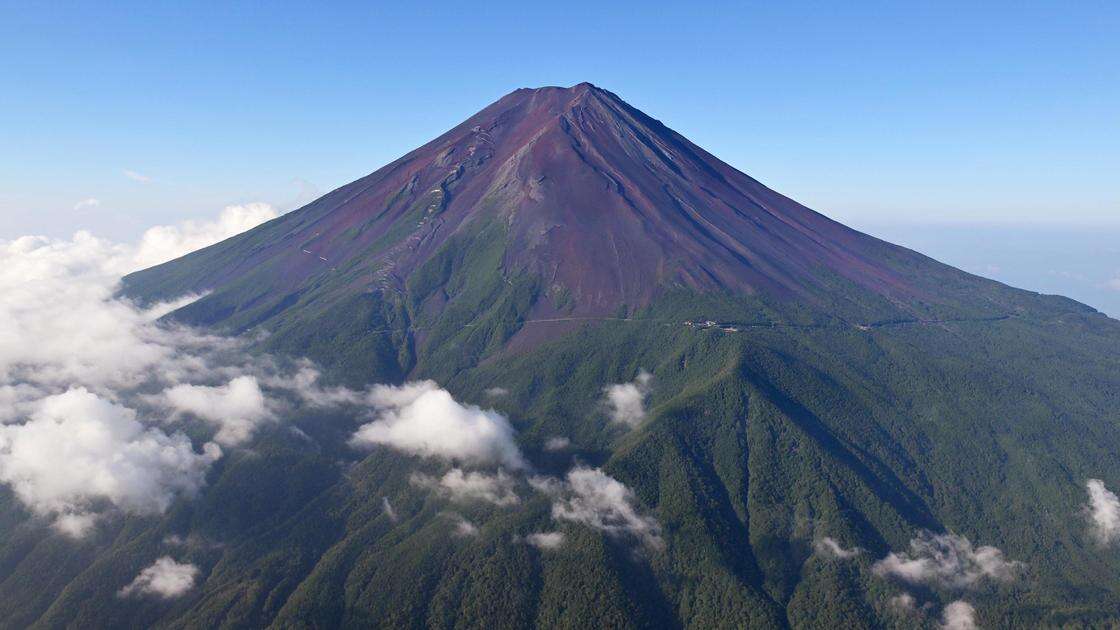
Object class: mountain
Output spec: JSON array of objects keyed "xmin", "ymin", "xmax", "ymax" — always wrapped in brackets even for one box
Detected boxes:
[
  {"xmin": 131, "ymin": 83, "xmax": 928, "ymax": 313},
  {"xmin": 122, "ymin": 82, "xmax": 1087, "ymax": 384},
  {"xmin": 5, "ymin": 84, "xmax": 1120, "ymax": 629}
]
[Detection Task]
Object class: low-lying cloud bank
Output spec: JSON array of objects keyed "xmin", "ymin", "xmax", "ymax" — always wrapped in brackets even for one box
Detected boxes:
[
  {"xmin": 0, "ymin": 204, "xmax": 670, "ymax": 555},
  {"xmin": 0, "ymin": 389, "xmax": 220, "ymax": 537},
  {"xmin": 119, "ymin": 557, "xmax": 200, "ymax": 599},
  {"xmin": 0, "ymin": 204, "xmax": 539, "ymax": 538},
  {"xmin": 0, "ymin": 206, "xmax": 280, "ymax": 535}
]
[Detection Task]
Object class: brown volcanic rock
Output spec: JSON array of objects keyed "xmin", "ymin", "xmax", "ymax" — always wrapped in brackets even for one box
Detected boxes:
[
  {"xmin": 133, "ymin": 82, "xmax": 1075, "ymax": 344},
  {"xmin": 141, "ymin": 84, "xmax": 925, "ymax": 314},
  {"xmin": 340, "ymin": 82, "xmax": 916, "ymax": 312}
]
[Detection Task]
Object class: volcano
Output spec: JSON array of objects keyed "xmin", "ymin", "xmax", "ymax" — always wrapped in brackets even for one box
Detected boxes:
[
  {"xmin": 7, "ymin": 85, "xmax": 1120, "ymax": 629},
  {"xmin": 135, "ymin": 82, "xmax": 922, "ymax": 311},
  {"xmin": 125, "ymin": 83, "xmax": 1082, "ymax": 375}
]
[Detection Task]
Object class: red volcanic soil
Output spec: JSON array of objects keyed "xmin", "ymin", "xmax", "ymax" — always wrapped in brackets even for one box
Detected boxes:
[
  {"xmin": 136, "ymin": 83, "xmax": 930, "ymax": 320},
  {"xmin": 356, "ymin": 83, "xmax": 913, "ymax": 310}
]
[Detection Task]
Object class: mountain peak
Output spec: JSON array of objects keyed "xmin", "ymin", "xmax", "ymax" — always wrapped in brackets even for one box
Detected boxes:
[
  {"xmin": 516, "ymin": 81, "xmax": 598, "ymax": 94},
  {"xmin": 128, "ymin": 85, "xmax": 979, "ymax": 348}
]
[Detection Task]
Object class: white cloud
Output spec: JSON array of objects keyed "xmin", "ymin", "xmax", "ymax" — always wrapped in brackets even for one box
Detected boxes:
[
  {"xmin": 123, "ymin": 169, "xmax": 152, "ymax": 183},
  {"xmin": 163, "ymin": 533, "xmax": 222, "ymax": 550},
  {"xmin": 1107, "ymin": 275, "xmax": 1120, "ymax": 291},
  {"xmin": 1085, "ymin": 479, "xmax": 1120, "ymax": 545},
  {"xmin": 119, "ymin": 557, "xmax": 199, "ymax": 598},
  {"xmin": 73, "ymin": 198, "xmax": 100, "ymax": 211},
  {"xmin": 539, "ymin": 467, "xmax": 662, "ymax": 550},
  {"xmin": 0, "ymin": 389, "xmax": 220, "ymax": 536},
  {"xmin": 159, "ymin": 376, "xmax": 273, "ymax": 446},
  {"xmin": 133, "ymin": 203, "xmax": 279, "ymax": 269},
  {"xmin": 940, "ymin": 600, "xmax": 977, "ymax": 630},
  {"xmin": 54, "ymin": 512, "xmax": 100, "ymax": 538},
  {"xmin": 0, "ymin": 205, "xmax": 280, "ymax": 535},
  {"xmin": 411, "ymin": 468, "xmax": 520, "ymax": 506},
  {"xmin": 266, "ymin": 363, "xmax": 365, "ymax": 408},
  {"xmin": 872, "ymin": 531, "xmax": 1022, "ymax": 590},
  {"xmin": 813, "ymin": 536, "xmax": 862, "ymax": 559},
  {"xmin": 350, "ymin": 381, "xmax": 526, "ymax": 469},
  {"xmin": 0, "ymin": 232, "xmax": 182, "ymax": 392},
  {"xmin": 484, "ymin": 387, "xmax": 508, "ymax": 398},
  {"xmin": 448, "ymin": 513, "xmax": 479, "ymax": 537},
  {"xmin": 525, "ymin": 531, "xmax": 565, "ymax": 550},
  {"xmin": 543, "ymin": 436, "xmax": 571, "ymax": 451},
  {"xmin": 382, "ymin": 497, "xmax": 398, "ymax": 522},
  {"xmin": 888, "ymin": 593, "xmax": 917, "ymax": 612},
  {"xmin": 0, "ymin": 205, "xmax": 278, "ymax": 394},
  {"xmin": 604, "ymin": 370, "xmax": 652, "ymax": 427},
  {"xmin": 0, "ymin": 384, "xmax": 43, "ymax": 424}
]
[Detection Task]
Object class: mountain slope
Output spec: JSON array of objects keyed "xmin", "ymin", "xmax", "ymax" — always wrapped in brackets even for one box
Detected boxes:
[
  {"xmin": 123, "ymin": 82, "xmax": 1091, "ymax": 382},
  {"xmin": 3, "ymin": 84, "xmax": 1120, "ymax": 629},
  {"xmin": 130, "ymin": 82, "xmax": 931, "ymax": 311}
]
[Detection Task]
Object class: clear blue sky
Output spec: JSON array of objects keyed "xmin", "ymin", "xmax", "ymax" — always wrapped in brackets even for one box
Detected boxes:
[{"xmin": 1, "ymin": 1, "xmax": 1117, "ymax": 241}]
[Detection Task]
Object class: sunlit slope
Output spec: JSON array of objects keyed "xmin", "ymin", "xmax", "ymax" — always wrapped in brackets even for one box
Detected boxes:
[{"xmin": 4, "ymin": 84, "xmax": 1116, "ymax": 628}]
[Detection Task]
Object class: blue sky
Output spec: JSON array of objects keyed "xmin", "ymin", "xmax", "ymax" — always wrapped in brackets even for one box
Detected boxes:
[
  {"xmin": 3, "ymin": 1, "xmax": 1116, "ymax": 237},
  {"xmin": 1, "ymin": 2, "xmax": 1118, "ymax": 312}
]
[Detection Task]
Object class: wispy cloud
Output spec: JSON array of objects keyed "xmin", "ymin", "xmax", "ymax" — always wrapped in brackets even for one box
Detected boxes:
[
  {"xmin": 73, "ymin": 198, "xmax": 100, "ymax": 211},
  {"xmin": 1085, "ymin": 479, "xmax": 1120, "ymax": 545},
  {"xmin": 813, "ymin": 536, "xmax": 863, "ymax": 559},
  {"xmin": 123, "ymin": 169, "xmax": 152, "ymax": 183},
  {"xmin": 533, "ymin": 466, "xmax": 662, "ymax": 550},
  {"xmin": 543, "ymin": 436, "xmax": 570, "ymax": 451},
  {"xmin": 119, "ymin": 557, "xmax": 199, "ymax": 598},
  {"xmin": 410, "ymin": 468, "xmax": 520, "ymax": 506},
  {"xmin": 288, "ymin": 177, "xmax": 321, "ymax": 208},
  {"xmin": 888, "ymin": 593, "xmax": 918, "ymax": 612},
  {"xmin": 132, "ymin": 202, "xmax": 279, "ymax": 268},
  {"xmin": 447, "ymin": 513, "xmax": 479, "ymax": 537},
  {"xmin": 525, "ymin": 531, "xmax": 565, "ymax": 550},
  {"xmin": 382, "ymin": 497, "xmax": 398, "ymax": 522},
  {"xmin": 872, "ymin": 531, "xmax": 1022, "ymax": 590}
]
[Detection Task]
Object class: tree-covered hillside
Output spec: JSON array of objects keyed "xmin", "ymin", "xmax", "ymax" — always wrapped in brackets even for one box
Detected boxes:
[
  {"xmin": 3, "ymin": 280, "xmax": 1120, "ymax": 628},
  {"xmin": 4, "ymin": 83, "xmax": 1120, "ymax": 628}
]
